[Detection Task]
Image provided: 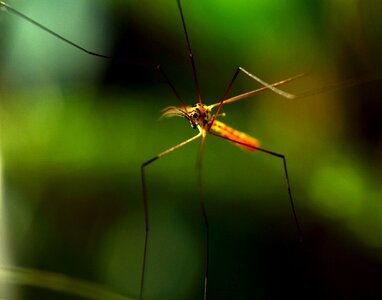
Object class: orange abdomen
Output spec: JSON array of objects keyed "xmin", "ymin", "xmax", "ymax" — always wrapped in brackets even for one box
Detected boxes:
[{"xmin": 211, "ymin": 120, "xmax": 260, "ymax": 151}]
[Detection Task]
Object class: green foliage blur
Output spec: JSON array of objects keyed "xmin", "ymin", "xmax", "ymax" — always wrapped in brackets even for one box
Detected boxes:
[{"xmin": 1, "ymin": 0, "xmax": 382, "ymax": 299}]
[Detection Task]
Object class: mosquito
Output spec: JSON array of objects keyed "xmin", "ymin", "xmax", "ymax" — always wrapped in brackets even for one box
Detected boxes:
[
  {"xmin": 140, "ymin": 1, "xmax": 305, "ymax": 300},
  {"xmin": 1, "ymin": 1, "xmax": 304, "ymax": 299}
]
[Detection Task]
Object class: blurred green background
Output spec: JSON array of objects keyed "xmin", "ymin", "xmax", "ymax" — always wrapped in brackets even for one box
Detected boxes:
[{"xmin": 1, "ymin": 0, "xmax": 382, "ymax": 299}]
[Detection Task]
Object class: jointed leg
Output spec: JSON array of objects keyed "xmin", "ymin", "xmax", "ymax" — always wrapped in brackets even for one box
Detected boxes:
[
  {"xmin": 239, "ymin": 67, "xmax": 296, "ymax": 99},
  {"xmin": 211, "ymin": 67, "xmax": 298, "ymax": 127},
  {"xmin": 210, "ymin": 73, "xmax": 305, "ymax": 109},
  {"xmin": 209, "ymin": 132, "xmax": 303, "ymax": 242},
  {"xmin": 140, "ymin": 132, "xmax": 202, "ymax": 299},
  {"xmin": 0, "ymin": 2, "xmax": 188, "ymax": 111},
  {"xmin": 195, "ymin": 134, "xmax": 210, "ymax": 300}
]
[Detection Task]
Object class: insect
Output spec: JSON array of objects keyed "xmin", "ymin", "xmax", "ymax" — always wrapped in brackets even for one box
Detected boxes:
[
  {"xmin": 140, "ymin": 2, "xmax": 304, "ymax": 300},
  {"xmin": 1, "ymin": 1, "xmax": 304, "ymax": 299}
]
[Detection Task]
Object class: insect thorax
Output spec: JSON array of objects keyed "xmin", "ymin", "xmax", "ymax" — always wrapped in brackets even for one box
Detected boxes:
[{"xmin": 188, "ymin": 103, "xmax": 213, "ymax": 130}]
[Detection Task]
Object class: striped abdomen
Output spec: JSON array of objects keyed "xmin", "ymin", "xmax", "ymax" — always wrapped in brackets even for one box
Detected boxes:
[{"xmin": 211, "ymin": 120, "xmax": 260, "ymax": 151}]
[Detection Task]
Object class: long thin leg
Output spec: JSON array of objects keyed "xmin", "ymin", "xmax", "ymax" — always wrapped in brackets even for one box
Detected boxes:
[
  {"xmin": 195, "ymin": 134, "xmax": 209, "ymax": 300},
  {"xmin": 199, "ymin": 174, "xmax": 209, "ymax": 300},
  {"xmin": 0, "ymin": 2, "xmax": 112, "ymax": 59},
  {"xmin": 173, "ymin": 4, "xmax": 215, "ymax": 279},
  {"xmin": 209, "ymin": 73, "xmax": 305, "ymax": 109},
  {"xmin": 239, "ymin": 67, "xmax": 296, "ymax": 99},
  {"xmin": 140, "ymin": 132, "xmax": 202, "ymax": 300},
  {"xmin": 209, "ymin": 132, "xmax": 303, "ymax": 242},
  {"xmin": 210, "ymin": 72, "xmax": 381, "ymax": 109},
  {"xmin": 0, "ymin": 1, "xmax": 188, "ymax": 111},
  {"xmin": 176, "ymin": 0, "xmax": 202, "ymax": 106},
  {"xmin": 211, "ymin": 68, "xmax": 297, "ymax": 126}
]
